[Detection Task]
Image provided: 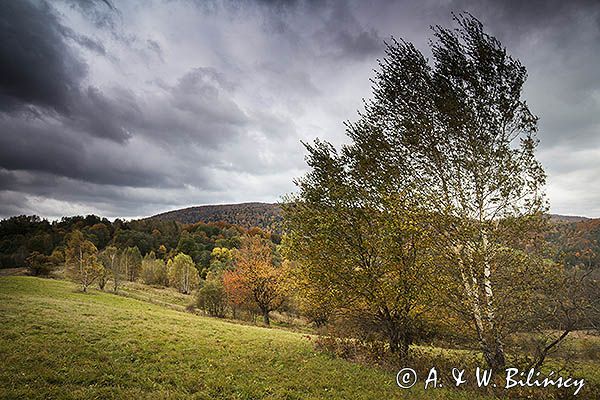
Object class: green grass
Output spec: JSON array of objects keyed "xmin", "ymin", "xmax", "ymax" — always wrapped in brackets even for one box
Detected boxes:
[
  {"xmin": 118, "ymin": 280, "xmax": 195, "ymax": 310},
  {"xmin": 0, "ymin": 276, "xmax": 489, "ymax": 399},
  {"xmin": 116, "ymin": 281, "xmax": 313, "ymax": 333}
]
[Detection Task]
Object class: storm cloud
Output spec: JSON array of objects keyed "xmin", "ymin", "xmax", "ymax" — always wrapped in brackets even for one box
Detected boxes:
[{"xmin": 0, "ymin": 0, "xmax": 599, "ymax": 219}]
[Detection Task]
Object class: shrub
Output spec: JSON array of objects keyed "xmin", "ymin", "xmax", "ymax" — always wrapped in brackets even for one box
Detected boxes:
[
  {"xmin": 196, "ymin": 272, "xmax": 227, "ymax": 317},
  {"xmin": 140, "ymin": 251, "xmax": 168, "ymax": 286}
]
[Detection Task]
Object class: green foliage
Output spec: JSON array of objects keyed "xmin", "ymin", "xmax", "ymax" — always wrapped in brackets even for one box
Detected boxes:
[
  {"xmin": 167, "ymin": 253, "xmax": 199, "ymax": 294},
  {"xmin": 25, "ymin": 251, "xmax": 55, "ymax": 276},
  {"xmin": 140, "ymin": 251, "xmax": 168, "ymax": 286},
  {"xmin": 121, "ymin": 246, "xmax": 142, "ymax": 282},
  {"xmin": 64, "ymin": 230, "xmax": 103, "ymax": 292},
  {"xmin": 196, "ymin": 272, "xmax": 227, "ymax": 317},
  {"xmin": 113, "ymin": 229, "xmax": 155, "ymax": 256},
  {"xmin": 85, "ymin": 223, "xmax": 111, "ymax": 249}
]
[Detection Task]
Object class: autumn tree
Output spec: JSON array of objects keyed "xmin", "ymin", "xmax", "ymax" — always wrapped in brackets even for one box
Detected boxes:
[
  {"xmin": 64, "ymin": 230, "xmax": 103, "ymax": 292},
  {"xmin": 222, "ymin": 269, "xmax": 253, "ymax": 320},
  {"xmin": 283, "ymin": 149, "xmax": 435, "ymax": 356},
  {"xmin": 313, "ymin": 13, "xmax": 545, "ymax": 370},
  {"xmin": 140, "ymin": 251, "xmax": 168, "ymax": 286},
  {"xmin": 283, "ymin": 13, "xmax": 566, "ymax": 369},
  {"xmin": 100, "ymin": 246, "xmax": 121, "ymax": 291},
  {"xmin": 25, "ymin": 251, "xmax": 57, "ymax": 276},
  {"xmin": 197, "ymin": 271, "xmax": 227, "ymax": 317},
  {"xmin": 209, "ymin": 247, "xmax": 234, "ymax": 272},
  {"xmin": 97, "ymin": 262, "xmax": 110, "ymax": 290},
  {"xmin": 121, "ymin": 246, "xmax": 142, "ymax": 282},
  {"xmin": 223, "ymin": 236, "xmax": 288, "ymax": 326},
  {"xmin": 167, "ymin": 253, "xmax": 199, "ymax": 294},
  {"xmin": 158, "ymin": 244, "xmax": 168, "ymax": 259}
]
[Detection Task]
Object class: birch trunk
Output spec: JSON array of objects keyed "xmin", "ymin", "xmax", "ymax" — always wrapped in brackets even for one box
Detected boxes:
[{"xmin": 481, "ymin": 230, "xmax": 505, "ymax": 370}]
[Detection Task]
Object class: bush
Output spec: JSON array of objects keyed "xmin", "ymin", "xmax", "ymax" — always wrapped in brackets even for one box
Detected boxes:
[
  {"xmin": 167, "ymin": 253, "xmax": 199, "ymax": 294},
  {"xmin": 140, "ymin": 252, "xmax": 168, "ymax": 286},
  {"xmin": 25, "ymin": 251, "xmax": 56, "ymax": 276},
  {"xmin": 197, "ymin": 273, "xmax": 227, "ymax": 317}
]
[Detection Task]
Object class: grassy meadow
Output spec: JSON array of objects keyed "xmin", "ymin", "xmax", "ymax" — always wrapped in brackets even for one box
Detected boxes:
[{"xmin": 0, "ymin": 276, "xmax": 496, "ymax": 400}]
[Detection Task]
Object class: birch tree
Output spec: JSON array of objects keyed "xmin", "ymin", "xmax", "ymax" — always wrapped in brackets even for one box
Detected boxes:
[
  {"xmin": 351, "ymin": 13, "xmax": 545, "ymax": 370},
  {"xmin": 100, "ymin": 246, "xmax": 121, "ymax": 292},
  {"xmin": 141, "ymin": 251, "xmax": 168, "ymax": 286},
  {"xmin": 65, "ymin": 230, "xmax": 103, "ymax": 292},
  {"xmin": 285, "ymin": 13, "xmax": 547, "ymax": 369},
  {"xmin": 168, "ymin": 253, "xmax": 199, "ymax": 294},
  {"xmin": 121, "ymin": 246, "xmax": 142, "ymax": 282}
]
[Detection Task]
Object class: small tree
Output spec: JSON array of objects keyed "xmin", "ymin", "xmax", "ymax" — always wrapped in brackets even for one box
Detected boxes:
[
  {"xmin": 121, "ymin": 246, "xmax": 142, "ymax": 282},
  {"xmin": 25, "ymin": 251, "xmax": 54, "ymax": 276},
  {"xmin": 284, "ymin": 179, "xmax": 434, "ymax": 356},
  {"xmin": 223, "ymin": 236, "xmax": 288, "ymax": 326},
  {"xmin": 100, "ymin": 246, "xmax": 121, "ymax": 292},
  {"xmin": 167, "ymin": 253, "xmax": 199, "ymax": 294},
  {"xmin": 222, "ymin": 269, "xmax": 253, "ymax": 320},
  {"xmin": 141, "ymin": 251, "xmax": 168, "ymax": 286},
  {"xmin": 209, "ymin": 247, "xmax": 234, "ymax": 272},
  {"xmin": 64, "ymin": 230, "xmax": 103, "ymax": 292},
  {"xmin": 197, "ymin": 272, "xmax": 227, "ymax": 317},
  {"xmin": 97, "ymin": 264, "xmax": 110, "ymax": 290}
]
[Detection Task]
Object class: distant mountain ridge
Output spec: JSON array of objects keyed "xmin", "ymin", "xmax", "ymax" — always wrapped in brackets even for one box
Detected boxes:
[
  {"xmin": 548, "ymin": 214, "xmax": 590, "ymax": 224},
  {"xmin": 148, "ymin": 202, "xmax": 590, "ymax": 230},
  {"xmin": 148, "ymin": 202, "xmax": 282, "ymax": 231}
]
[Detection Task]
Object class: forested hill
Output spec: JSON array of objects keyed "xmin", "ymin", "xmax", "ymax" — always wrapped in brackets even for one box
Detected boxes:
[
  {"xmin": 549, "ymin": 214, "xmax": 589, "ymax": 224},
  {"xmin": 0, "ymin": 209, "xmax": 598, "ymax": 271},
  {"xmin": 146, "ymin": 203, "xmax": 586, "ymax": 233},
  {"xmin": 147, "ymin": 202, "xmax": 282, "ymax": 231}
]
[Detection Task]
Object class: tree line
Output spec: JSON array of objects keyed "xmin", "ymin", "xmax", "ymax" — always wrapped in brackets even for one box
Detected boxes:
[
  {"xmin": 1, "ymin": 213, "xmax": 290, "ymax": 327},
  {"xmin": 0, "ymin": 214, "xmax": 280, "ymax": 275}
]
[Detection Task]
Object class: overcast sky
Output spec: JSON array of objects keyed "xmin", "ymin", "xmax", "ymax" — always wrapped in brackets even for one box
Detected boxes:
[{"xmin": 1, "ymin": 0, "xmax": 599, "ymax": 219}]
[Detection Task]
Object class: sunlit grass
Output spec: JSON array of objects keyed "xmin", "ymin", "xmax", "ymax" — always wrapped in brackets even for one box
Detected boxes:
[{"xmin": 0, "ymin": 276, "xmax": 489, "ymax": 399}]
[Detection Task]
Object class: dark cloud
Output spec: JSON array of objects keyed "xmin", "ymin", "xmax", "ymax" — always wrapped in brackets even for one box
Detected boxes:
[
  {"xmin": 320, "ymin": 1, "xmax": 383, "ymax": 60},
  {"xmin": 0, "ymin": 0, "xmax": 132, "ymax": 142},
  {"xmin": 0, "ymin": 115, "xmax": 151, "ymax": 187},
  {"xmin": 0, "ymin": 0, "xmax": 86, "ymax": 113},
  {"xmin": 332, "ymin": 28, "xmax": 382, "ymax": 59},
  {"xmin": 1, "ymin": 0, "xmax": 599, "ymax": 218},
  {"xmin": 72, "ymin": 86, "xmax": 133, "ymax": 142},
  {"xmin": 170, "ymin": 68, "xmax": 246, "ymax": 124}
]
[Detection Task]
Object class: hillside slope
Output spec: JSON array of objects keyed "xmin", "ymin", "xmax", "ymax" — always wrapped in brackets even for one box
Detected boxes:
[
  {"xmin": 0, "ymin": 276, "xmax": 490, "ymax": 400},
  {"xmin": 148, "ymin": 202, "xmax": 282, "ymax": 230}
]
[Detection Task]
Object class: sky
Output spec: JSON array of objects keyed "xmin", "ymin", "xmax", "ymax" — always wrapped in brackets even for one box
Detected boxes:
[{"xmin": 1, "ymin": 0, "xmax": 599, "ymax": 220}]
